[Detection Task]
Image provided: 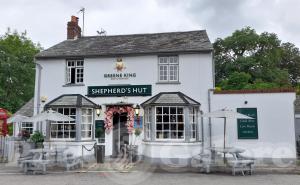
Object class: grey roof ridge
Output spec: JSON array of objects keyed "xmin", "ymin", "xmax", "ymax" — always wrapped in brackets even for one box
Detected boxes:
[
  {"xmin": 78, "ymin": 29, "xmax": 209, "ymax": 38},
  {"xmin": 141, "ymin": 91, "xmax": 201, "ymax": 106}
]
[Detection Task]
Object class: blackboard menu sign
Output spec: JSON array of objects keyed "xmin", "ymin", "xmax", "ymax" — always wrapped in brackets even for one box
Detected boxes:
[
  {"xmin": 237, "ymin": 108, "xmax": 258, "ymax": 139},
  {"xmin": 95, "ymin": 120, "xmax": 105, "ymax": 142}
]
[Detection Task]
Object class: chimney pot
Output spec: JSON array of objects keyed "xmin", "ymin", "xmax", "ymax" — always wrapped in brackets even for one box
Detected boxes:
[
  {"xmin": 71, "ymin": 15, "xmax": 79, "ymax": 23},
  {"xmin": 67, "ymin": 15, "xmax": 81, "ymax": 40}
]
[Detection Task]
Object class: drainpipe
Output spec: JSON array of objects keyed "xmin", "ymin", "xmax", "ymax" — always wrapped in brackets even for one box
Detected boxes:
[
  {"xmin": 208, "ymin": 89, "xmax": 214, "ymax": 147},
  {"xmin": 200, "ymin": 110, "xmax": 204, "ymax": 153},
  {"xmin": 208, "ymin": 50, "xmax": 215, "ymax": 148},
  {"xmin": 35, "ymin": 60, "xmax": 43, "ymax": 131}
]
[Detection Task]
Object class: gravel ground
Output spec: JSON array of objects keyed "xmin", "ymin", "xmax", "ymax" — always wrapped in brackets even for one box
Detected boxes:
[{"xmin": 0, "ymin": 172, "xmax": 300, "ymax": 185}]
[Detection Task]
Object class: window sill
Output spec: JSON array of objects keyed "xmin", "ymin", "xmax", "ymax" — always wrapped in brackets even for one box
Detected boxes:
[
  {"xmin": 63, "ymin": 83, "xmax": 85, "ymax": 87},
  {"xmin": 142, "ymin": 141, "xmax": 202, "ymax": 145},
  {"xmin": 156, "ymin": 81, "xmax": 181, "ymax": 85}
]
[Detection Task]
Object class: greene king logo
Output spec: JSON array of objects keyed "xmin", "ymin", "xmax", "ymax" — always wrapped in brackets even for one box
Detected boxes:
[
  {"xmin": 115, "ymin": 58, "xmax": 126, "ymax": 72},
  {"xmin": 103, "ymin": 58, "xmax": 136, "ymax": 80}
]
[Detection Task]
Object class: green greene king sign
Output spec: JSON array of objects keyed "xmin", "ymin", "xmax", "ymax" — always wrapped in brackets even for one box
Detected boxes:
[{"xmin": 87, "ymin": 85, "xmax": 152, "ymax": 97}]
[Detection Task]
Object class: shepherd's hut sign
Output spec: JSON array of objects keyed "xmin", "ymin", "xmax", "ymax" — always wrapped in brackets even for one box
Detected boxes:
[
  {"xmin": 87, "ymin": 85, "xmax": 152, "ymax": 97},
  {"xmin": 237, "ymin": 108, "xmax": 258, "ymax": 139}
]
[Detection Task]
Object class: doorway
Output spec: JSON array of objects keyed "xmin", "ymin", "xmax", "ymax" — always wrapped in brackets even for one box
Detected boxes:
[{"xmin": 112, "ymin": 112, "xmax": 129, "ymax": 157}]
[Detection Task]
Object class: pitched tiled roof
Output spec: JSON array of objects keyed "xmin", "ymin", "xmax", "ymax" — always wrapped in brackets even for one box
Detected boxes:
[
  {"xmin": 141, "ymin": 92, "xmax": 200, "ymax": 107},
  {"xmin": 14, "ymin": 98, "xmax": 34, "ymax": 117},
  {"xmin": 36, "ymin": 30, "xmax": 212, "ymax": 59},
  {"xmin": 45, "ymin": 94, "xmax": 98, "ymax": 108}
]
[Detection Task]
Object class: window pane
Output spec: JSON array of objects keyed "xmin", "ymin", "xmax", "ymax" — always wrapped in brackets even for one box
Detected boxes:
[
  {"xmin": 177, "ymin": 115, "xmax": 183, "ymax": 122},
  {"xmin": 156, "ymin": 116, "xmax": 162, "ymax": 122},
  {"xmin": 171, "ymin": 124, "xmax": 177, "ymax": 130},
  {"xmin": 163, "ymin": 107, "xmax": 169, "ymax": 114},
  {"xmin": 170, "ymin": 115, "xmax": 176, "ymax": 122},
  {"xmin": 163, "ymin": 115, "xmax": 169, "ymax": 122},
  {"xmin": 156, "ymin": 107, "xmax": 162, "ymax": 114},
  {"xmin": 178, "ymin": 132, "xmax": 184, "ymax": 138},
  {"xmin": 170, "ymin": 107, "xmax": 176, "ymax": 114},
  {"xmin": 163, "ymin": 132, "xmax": 169, "ymax": 139},
  {"xmin": 163, "ymin": 124, "xmax": 170, "ymax": 130},
  {"xmin": 178, "ymin": 124, "xmax": 184, "ymax": 131},
  {"xmin": 71, "ymin": 108, "xmax": 76, "ymax": 115},
  {"xmin": 177, "ymin": 108, "xmax": 183, "ymax": 114}
]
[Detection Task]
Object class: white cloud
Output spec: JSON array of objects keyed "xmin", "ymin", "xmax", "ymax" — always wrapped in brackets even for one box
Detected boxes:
[{"xmin": 0, "ymin": 0, "xmax": 299, "ymax": 48}]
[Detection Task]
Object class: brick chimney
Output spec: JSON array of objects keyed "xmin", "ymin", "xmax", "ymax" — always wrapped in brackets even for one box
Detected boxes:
[{"xmin": 67, "ymin": 16, "xmax": 81, "ymax": 39}]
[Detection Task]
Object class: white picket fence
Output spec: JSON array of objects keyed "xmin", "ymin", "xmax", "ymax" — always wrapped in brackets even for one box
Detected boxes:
[{"xmin": 0, "ymin": 136, "xmax": 15, "ymax": 162}]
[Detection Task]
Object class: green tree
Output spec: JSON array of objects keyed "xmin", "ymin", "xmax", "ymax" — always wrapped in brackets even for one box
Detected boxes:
[
  {"xmin": 0, "ymin": 29, "xmax": 41, "ymax": 112},
  {"xmin": 214, "ymin": 27, "xmax": 299, "ymax": 90},
  {"xmin": 220, "ymin": 72, "xmax": 251, "ymax": 90}
]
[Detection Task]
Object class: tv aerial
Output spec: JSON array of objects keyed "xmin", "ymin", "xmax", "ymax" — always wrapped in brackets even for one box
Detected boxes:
[{"xmin": 78, "ymin": 7, "xmax": 85, "ymax": 36}]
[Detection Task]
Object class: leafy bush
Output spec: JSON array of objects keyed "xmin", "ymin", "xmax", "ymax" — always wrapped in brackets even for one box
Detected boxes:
[{"xmin": 30, "ymin": 131, "xmax": 44, "ymax": 144}]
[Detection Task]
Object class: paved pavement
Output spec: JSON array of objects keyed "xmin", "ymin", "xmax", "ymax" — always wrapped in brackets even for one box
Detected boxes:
[{"xmin": 0, "ymin": 172, "xmax": 300, "ymax": 185}]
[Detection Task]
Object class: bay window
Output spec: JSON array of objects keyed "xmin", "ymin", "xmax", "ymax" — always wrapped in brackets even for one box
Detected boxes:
[
  {"xmin": 155, "ymin": 106, "xmax": 184, "ymax": 140},
  {"xmin": 189, "ymin": 107, "xmax": 197, "ymax": 140},
  {"xmin": 81, "ymin": 108, "xmax": 93, "ymax": 140},
  {"xmin": 144, "ymin": 107, "xmax": 151, "ymax": 140},
  {"xmin": 50, "ymin": 107, "xmax": 76, "ymax": 140}
]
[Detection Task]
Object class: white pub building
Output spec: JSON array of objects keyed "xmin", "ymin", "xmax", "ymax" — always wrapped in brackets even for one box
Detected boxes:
[{"xmin": 31, "ymin": 16, "xmax": 297, "ymax": 165}]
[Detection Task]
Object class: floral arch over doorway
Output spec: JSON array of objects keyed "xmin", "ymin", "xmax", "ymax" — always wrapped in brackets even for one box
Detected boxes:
[{"xmin": 104, "ymin": 105, "xmax": 134, "ymax": 134}]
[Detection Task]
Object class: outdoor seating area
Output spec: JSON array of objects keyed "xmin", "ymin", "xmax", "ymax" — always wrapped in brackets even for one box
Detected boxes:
[
  {"xmin": 192, "ymin": 147, "xmax": 255, "ymax": 176},
  {"xmin": 18, "ymin": 147, "xmax": 82, "ymax": 174}
]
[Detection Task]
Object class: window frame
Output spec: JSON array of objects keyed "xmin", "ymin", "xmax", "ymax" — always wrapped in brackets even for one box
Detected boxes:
[
  {"xmin": 158, "ymin": 56, "xmax": 179, "ymax": 83},
  {"xmin": 50, "ymin": 107, "xmax": 76, "ymax": 141},
  {"xmin": 155, "ymin": 106, "xmax": 185, "ymax": 141},
  {"xmin": 189, "ymin": 107, "xmax": 198, "ymax": 141},
  {"xmin": 21, "ymin": 122, "xmax": 33, "ymax": 134},
  {"xmin": 81, "ymin": 108, "xmax": 93, "ymax": 140},
  {"xmin": 144, "ymin": 107, "xmax": 151, "ymax": 140},
  {"xmin": 66, "ymin": 59, "xmax": 84, "ymax": 85}
]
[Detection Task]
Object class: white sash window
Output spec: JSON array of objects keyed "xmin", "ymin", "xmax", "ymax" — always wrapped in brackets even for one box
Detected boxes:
[
  {"xmin": 66, "ymin": 60, "xmax": 84, "ymax": 84},
  {"xmin": 158, "ymin": 56, "xmax": 179, "ymax": 82}
]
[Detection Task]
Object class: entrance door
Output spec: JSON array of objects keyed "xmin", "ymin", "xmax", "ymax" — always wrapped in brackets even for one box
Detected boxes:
[{"xmin": 112, "ymin": 113, "xmax": 129, "ymax": 157}]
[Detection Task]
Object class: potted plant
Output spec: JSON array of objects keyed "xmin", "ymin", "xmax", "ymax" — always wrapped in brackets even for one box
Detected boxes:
[
  {"xmin": 18, "ymin": 129, "xmax": 31, "ymax": 141},
  {"xmin": 30, "ymin": 131, "xmax": 45, "ymax": 148}
]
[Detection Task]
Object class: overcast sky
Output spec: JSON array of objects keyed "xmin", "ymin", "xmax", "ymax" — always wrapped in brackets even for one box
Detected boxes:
[{"xmin": 1, "ymin": 0, "xmax": 299, "ymax": 49}]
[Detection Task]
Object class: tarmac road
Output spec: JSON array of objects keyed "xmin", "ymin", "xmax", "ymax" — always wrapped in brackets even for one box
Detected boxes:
[{"xmin": 1, "ymin": 171, "xmax": 300, "ymax": 185}]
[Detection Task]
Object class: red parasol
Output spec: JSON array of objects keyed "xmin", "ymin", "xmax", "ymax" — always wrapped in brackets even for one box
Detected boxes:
[{"xmin": 0, "ymin": 108, "xmax": 9, "ymax": 137}]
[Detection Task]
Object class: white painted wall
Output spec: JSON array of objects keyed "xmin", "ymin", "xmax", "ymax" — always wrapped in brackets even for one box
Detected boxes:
[
  {"xmin": 210, "ymin": 92, "xmax": 296, "ymax": 160},
  {"xmin": 35, "ymin": 53, "xmax": 213, "ymax": 156},
  {"xmin": 36, "ymin": 54, "xmax": 213, "ymax": 110}
]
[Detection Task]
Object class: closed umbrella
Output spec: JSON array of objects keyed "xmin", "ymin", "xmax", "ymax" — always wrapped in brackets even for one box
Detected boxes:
[{"xmin": 202, "ymin": 108, "xmax": 253, "ymax": 150}]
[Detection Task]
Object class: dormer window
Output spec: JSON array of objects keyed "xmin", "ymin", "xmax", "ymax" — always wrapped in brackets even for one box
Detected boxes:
[{"xmin": 66, "ymin": 59, "xmax": 84, "ymax": 84}]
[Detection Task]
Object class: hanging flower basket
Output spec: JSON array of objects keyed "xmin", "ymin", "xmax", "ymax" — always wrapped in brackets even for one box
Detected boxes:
[{"xmin": 104, "ymin": 106, "xmax": 134, "ymax": 134}]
